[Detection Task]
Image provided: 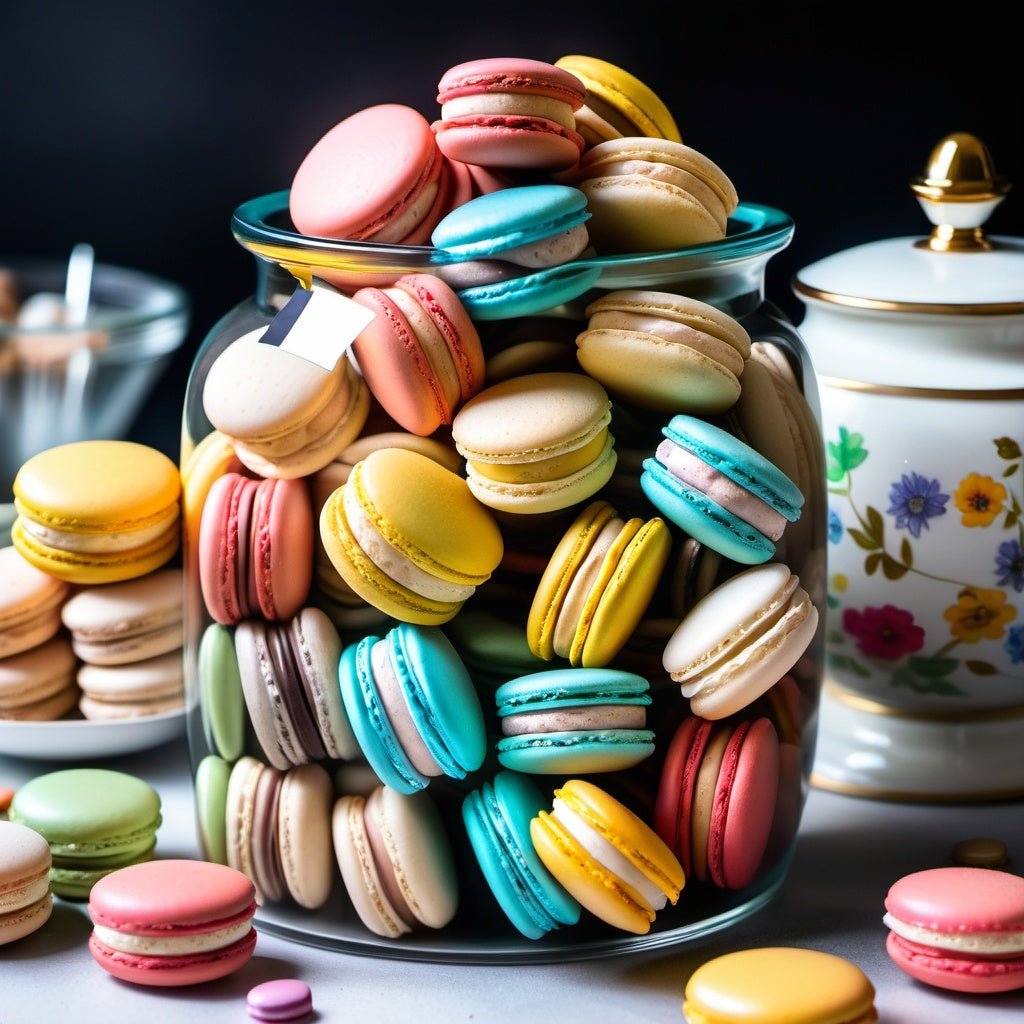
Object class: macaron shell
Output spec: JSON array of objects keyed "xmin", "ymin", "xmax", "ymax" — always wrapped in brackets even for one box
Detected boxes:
[
  {"xmin": 277, "ymin": 762, "xmax": 334, "ymax": 909},
  {"xmin": 198, "ymin": 622, "xmax": 246, "ymax": 761},
  {"xmin": 0, "ymin": 636, "xmax": 78, "ymax": 721},
  {"xmin": 0, "ymin": 545, "xmax": 70, "ymax": 658},
  {"xmin": 682, "ymin": 946, "xmax": 877, "ymax": 1024},
  {"xmin": 653, "ymin": 714, "xmax": 710, "ymax": 876},
  {"xmin": 461, "ymin": 771, "xmax": 580, "ymax": 939},
  {"xmin": 290, "ymin": 104, "xmax": 444, "ymax": 242},
  {"xmin": 554, "ymin": 55, "xmax": 681, "ymax": 143},
  {"xmin": 0, "ymin": 891, "xmax": 53, "ymax": 945},
  {"xmin": 496, "ymin": 730, "xmax": 655, "ymax": 774},
  {"xmin": 708, "ymin": 718, "xmax": 780, "ymax": 890},
  {"xmin": 885, "ymin": 931, "xmax": 1024, "ymax": 994},
  {"xmin": 250, "ymin": 476, "xmax": 314, "ymax": 620},
  {"xmin": 194, "ymin": 754, "xmax": 231, "ymax": 865},
  {"xmin": 454, "ymin": 263, "xmax": 603, "ymax": 322}
]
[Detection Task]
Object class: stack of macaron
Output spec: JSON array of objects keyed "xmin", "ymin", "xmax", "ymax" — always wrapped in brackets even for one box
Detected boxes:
[
  {"xmin": 180, "ymin": 52, "xmax": 825, "ymax": 947},
  {"xmin": 2, "ymin": 439, "xmax": 184, "ymax": 723}
]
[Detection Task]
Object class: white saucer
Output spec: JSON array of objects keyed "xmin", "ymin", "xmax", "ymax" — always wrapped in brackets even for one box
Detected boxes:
[
  {"xmin": 811, "ymin": 682, "xmax": 1024, "ymax": 802},
  {"xmin": 0, "ymin": 708, "xmax": 186, "ymax": 761}
]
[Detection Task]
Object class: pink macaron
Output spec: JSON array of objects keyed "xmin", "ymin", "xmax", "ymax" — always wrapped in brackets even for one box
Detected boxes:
[
  {"xmin": 351, "ymin": 273, "xmax": 485, "ymax": 436},
  {"xmin": 432, "ymin": 57, "xmax": 587, "ymax": 170},
  {"xmin": 884, "ymin": 866, "xmax": 1024, "ymax": 993},
  {"xmin": 198, "ymin": 473, "xmax": 313, "ymax": 625},
  {"xmin": 87, "ymin": 858, "xmax": 258, "ymax": 986},
  {"xmin": 290, "ymin": 103, "xmax": 452, "ymax": 245},
  {"xmin": 654, "ymin": 715, "xmax": 780, "ymax": 890}
]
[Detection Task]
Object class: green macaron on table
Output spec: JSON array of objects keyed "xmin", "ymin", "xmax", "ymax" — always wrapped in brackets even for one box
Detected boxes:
[{"xmin": 177, "ymin": 191, "xmax": 831, "ymax": 962}]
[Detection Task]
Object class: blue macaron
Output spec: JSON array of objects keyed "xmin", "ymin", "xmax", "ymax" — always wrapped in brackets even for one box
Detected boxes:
[
  {"xmin": 494, "ymin": 667, "xmax": 655, "ymax": 774},
  {"xmin": 462, "ymin": 770, "xmax": 581, "ymax": 940},
  {"xmin": 640, "ymin": 413, "xmax": 804, "ymax": 565},
  {"xmin": 338, "ymin": 623, "xmax": 487, "ymax": 794},
  {"xmin": 431, "ymin": 184, "xmax": 601, "ymax": 320}
]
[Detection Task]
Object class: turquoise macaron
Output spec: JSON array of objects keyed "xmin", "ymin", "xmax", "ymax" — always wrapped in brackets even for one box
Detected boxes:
[
  {"xmin": 640, "ymin": 413, "xmax": 804, "ymax": 565},
  {"xmin": 431, "ymin": 184, "xmax": 601, "ymax": 320},
  {"xmin": 338, "ymin": 622, "xmax": 487, "ymax": 795},
  {"xmin": 462, "ymin": 770, "xmax": 581, "ymax": 940},
  {"xmin": 494, "ymin": 667, "xmax": 655, "ymax": 774},
  {"xmin": 9, "ymin": 768, "xmax": 162, "ymax": 899}
]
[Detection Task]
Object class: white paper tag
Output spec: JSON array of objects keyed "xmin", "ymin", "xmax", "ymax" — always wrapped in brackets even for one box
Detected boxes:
[{"xmin": 258, "ymin": 279, "xmax": 376, "ymax": 371}]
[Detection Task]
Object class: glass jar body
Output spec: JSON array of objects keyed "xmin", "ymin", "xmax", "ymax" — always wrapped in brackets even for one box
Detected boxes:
[{"xmin": 182, "ymin": 197, "xmax": 827, "ymax": 961}]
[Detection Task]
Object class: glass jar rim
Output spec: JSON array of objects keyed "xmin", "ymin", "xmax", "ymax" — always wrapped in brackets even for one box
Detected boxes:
[{"xmin": 231, "ymin": 190, "xmax": 794, "ymax": 288}]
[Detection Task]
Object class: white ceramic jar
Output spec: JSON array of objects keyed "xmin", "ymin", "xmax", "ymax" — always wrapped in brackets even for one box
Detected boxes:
[{"xmin": 794, "ymin": 133, "xmax": 1024, "ymax": 800}]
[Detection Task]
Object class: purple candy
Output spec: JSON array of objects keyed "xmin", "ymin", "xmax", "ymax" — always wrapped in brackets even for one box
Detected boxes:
[{"xmin": 246, "ymin": 979, "xmax": 313, "ymax": 1022}]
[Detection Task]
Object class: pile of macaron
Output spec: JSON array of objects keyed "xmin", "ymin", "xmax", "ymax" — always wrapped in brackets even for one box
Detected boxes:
[
  {"xmin": 1, "ymin": 441, "xmax": 186, "ymax": 722},
  {"xmin": 183, "ymin": 53, "xmax": 827, "ymax": 944}
]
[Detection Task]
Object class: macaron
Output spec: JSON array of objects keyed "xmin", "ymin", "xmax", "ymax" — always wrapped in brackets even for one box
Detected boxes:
[
  {"xmin": 12, "ymin": 440, "xmax": 181, "ymax": 585},
  {"xmin": 332, "ymin": 784, "xmax": 459, "ymax": 938},
  {"xmin": 0, "ymin": 544, "xmax": 70, "ymax": 658},
  {"xmin": 530, "ymin": 778, "xmax": 685, "ymax": 935},
  {"xmin": 290, "ymin": 103, "xmax": 452, "ymax": 245},
  {"xmin": 338, "ymin": 622, "xmax": 487, "ymax": 794},
  {"xmin": 451, "ymin": 371, "xmax": 617, "ymax": 515},
  {"xmin": 576, "ymin": 290, "xmax": 752, "ymax": 414},
  {"xmin": 462, "ymin": 770, "xmax": 581, "ymax": 940},
  {"xmin": 193, "ymin": 753, "xmax": 231, "ymax": 865},
  {"xmin": 682, "ymin": 946, "xmax": 878, "ymax": 1024},
  {"xmin": 235, "ymin": 607, "xmax": 358, "ymax": 770},
  {"xmin": 350, "ymin": 273, "xmax": 485, "ymax": 435},
  {"xmin": 654, "ymin": 715, "xmax": 780, "ymax": 889},
  {"xmin": 77, "ymin": 648, "xmax": 184, "ymax": 720},
  {"xmin": 883, "ymin": 866, "xmax": 1024, "ymax": 993},
  {"xmin": 527, "ymin": 499, "xmax": 671, "ymax": 667},
  {"xmin": 0, "ymin": 820, "xmax": 53, "ymax": 946},
  {"xmin": 0, "ymin": 635, "xmax": 79, "ymax": 721},
  {"xmin": 494, "ymin": 667, "xmax": 655, "ymax": 775},
  {"xmin": 247, "ymin": 979, "xmax": 314, "ymax": 1022},
  {"xmin": 431, "ymin": 184, "xmax": 601, "ymax": 320},
  {"xmin": 198, "ymin": 472, "xmax": 314, "ymax": 625},
  {"xmin": 201, "ymin": 324, "xmax": 370, "ymax": 480},
  {"xmin": 641, "ymin": 413, "xmax": 804, "ymax": 565},
  {"xmin": 225, "ymin": 757, "xmax": 334, "ymax": 909},
  {"xmin": 60, "ymin": 568, "xmax": 183, "ymax": 666},
  {"xmin": 432, "ymin": 57, "xmax": 586, "ymax": 170},
  {"xmin": 319, "ymin": 446, "xmax": 503, "ymax": 625},
  {"xmin": 662, "ymin": 563, "xmax": 819, "ymax": 720},
  {"xmin": 87, "ymin": 858, "xmax": 258, "ymax": 987},
  {"xmin": 197, "ymin": 622, "xmax": 246, "ymax": 762},
  {"xmin": 566, "ymin": 137, "xmax": 738, "ymax": 253},
  {"xmin": 9, "ymin": 767, "xmax": 162, "ymax": 899},
  {"xmin": 553, "ymin": 55, "xmax": 682, "ymax": 146}
]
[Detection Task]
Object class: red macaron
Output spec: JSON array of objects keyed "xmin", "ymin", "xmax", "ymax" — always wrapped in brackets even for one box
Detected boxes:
[
  {"xmin": 87, "ymin": 859, "xmax": 258, "ymax": 986},
  {"xmin": 654, "ymin": 715, "xmax": 780, "ymax": 890},
  {"xmin": 198, "ymin": 473, "xmax": 313, "ymax": 625}
]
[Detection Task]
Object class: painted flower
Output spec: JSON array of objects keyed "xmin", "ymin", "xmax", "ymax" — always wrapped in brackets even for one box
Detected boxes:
[
  {"xmin": 1006, "ymin": 624, "xmax": 1024, "ymax": 664},
  {"xmin": 886, "ymin": 472, "xmax": 948, "ymax": 538},
  {"xmin": 995, "ymin": 539, "xmax": 1024, "ymax": 593},
  {"xmin": 842, "ymin": 604, "xmax": 926, "ymax": 659},
  {"xmin": 828, "ymin": 507, "xmax": 844, "ymax": 544},
  {"xmin": 953, "ymin": 473, "xmax": 1006, "ymax": 527},
  {"xmin": 943, "ymin": 587, "xmax": 1017, "ymax": 643}
]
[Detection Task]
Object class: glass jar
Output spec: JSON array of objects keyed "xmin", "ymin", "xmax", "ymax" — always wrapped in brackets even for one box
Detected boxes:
[{"xmin": 182, "ymin": 192, "xmax": 827, "ymax": 963}]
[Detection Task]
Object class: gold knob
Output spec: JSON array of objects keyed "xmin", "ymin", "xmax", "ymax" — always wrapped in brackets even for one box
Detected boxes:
[{"xmin": 910, "ymin": 133, "xmax": 1011, "ymax": 252}]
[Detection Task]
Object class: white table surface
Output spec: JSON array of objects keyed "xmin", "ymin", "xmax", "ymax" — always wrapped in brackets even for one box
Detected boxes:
[{"xmin": 3, "ymin": 734, "xmax": 1023, "ymax": 1024}]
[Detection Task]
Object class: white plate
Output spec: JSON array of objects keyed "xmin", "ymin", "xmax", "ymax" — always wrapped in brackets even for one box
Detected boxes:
[{"xmin": 0, "ymin": 709, "xmax": 186, "ymax": 761}]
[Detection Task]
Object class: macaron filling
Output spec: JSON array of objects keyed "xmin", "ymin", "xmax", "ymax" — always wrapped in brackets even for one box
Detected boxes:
[
  {"xmin": 90, "ymin": 917, "xmax": 255, "ymax": 956},
  {"xmin": 882, "ymin": 914, "xmax": 1024, "ymax": 956}
]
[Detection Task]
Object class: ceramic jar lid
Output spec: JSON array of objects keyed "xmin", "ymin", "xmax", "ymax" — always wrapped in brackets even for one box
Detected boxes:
[{"xmin": 794, "ymin": 133, "xmax": 1024, "ymax": 313}]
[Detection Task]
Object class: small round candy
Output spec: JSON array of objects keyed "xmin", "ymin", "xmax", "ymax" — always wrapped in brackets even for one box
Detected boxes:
[
  {"xmin": 952, "ymin": 836, "xmax": 1010, "ymax": 869},
  {"xmin": 246, "ymin": 979, "xmax": 313, "ymax": 1022}
]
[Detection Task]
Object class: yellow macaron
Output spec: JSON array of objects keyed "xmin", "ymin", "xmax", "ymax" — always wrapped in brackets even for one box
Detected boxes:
[
  {"xmin": 555, "ymin": 55, "xmax": 682, "ymax": 146},
  {"xmin": 530, "ymin": 778, "xmax": 685, "ymax": 934},
  {"xmin": 527, "ymin": 500, "xmax": 671, "ymax": 667},
  {"xmin": 318, "ymin": 447, "xmax": 504, "ymax": 625},
  {"xmin": 12, "ymin": 440, "xmax": 181, "ymax": 585}
]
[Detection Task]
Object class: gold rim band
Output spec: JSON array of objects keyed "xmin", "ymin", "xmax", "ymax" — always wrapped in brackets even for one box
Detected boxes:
[
  {"xmin": 824, "ymin": 679, "xmax": 1024, "ymax": 723},
  {"xmin": 818, "ymin": 375, "xmax": 1024, "ymax": 401},
  {"xmin": 793, "ymin": 279, "xmax": 1024, "ymax": 316}
]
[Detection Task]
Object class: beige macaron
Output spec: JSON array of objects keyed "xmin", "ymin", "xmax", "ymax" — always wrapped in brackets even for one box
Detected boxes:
[
  {"xmin": 577, "ymin": 290, "xmax": 751, "ymax": 414},
  {"xmin": 566, "ymin": 137, "xmax": 738, "ymax": 253},
  {"xmin": 77, "ymin": 649, "xmax": 184, "ymax": 720},
  {"xmin": 202, "ymin": 326, "xmax": 371, "ymax": 480},
  {"xmin": 0, "ymin": 545, "xmax": 70, "ymax": 659},
  {"xmin": 0, "ymin": 636, "xmax": 79, "ymax": 721}
]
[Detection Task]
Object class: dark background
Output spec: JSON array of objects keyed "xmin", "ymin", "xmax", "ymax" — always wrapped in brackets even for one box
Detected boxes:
[{"xmin": 7, "ymin": 1, "xmax": 1024, "ymax": 462}]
